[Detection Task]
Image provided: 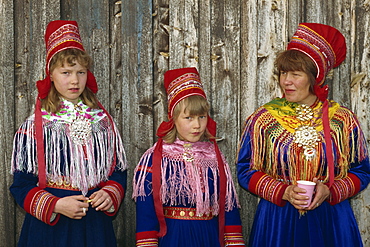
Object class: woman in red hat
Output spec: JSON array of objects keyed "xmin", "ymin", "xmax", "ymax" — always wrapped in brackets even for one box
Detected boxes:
[
  {"xmin": 9, "ymin": 20, "xmax": 127, "ymax": 247},
  {"xmin": 133, "ymin": 67, "xmax": 245, "ymax": 246},
  {"xmin": 237, "ymin": 23, "xmax": 370, "ymax": 246}
]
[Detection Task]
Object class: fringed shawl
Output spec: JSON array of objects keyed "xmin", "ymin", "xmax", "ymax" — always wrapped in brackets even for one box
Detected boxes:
[
  {"xmin": 133, "ymin": 139, "xmax": 239, "ymax": 217},
  {"xmin": 240, "ymin": 97, "xmax": 368, "ymax": 184},
  {"xmin": 11, "ymin": 100, "xmax": 127, "ymax": 195}
]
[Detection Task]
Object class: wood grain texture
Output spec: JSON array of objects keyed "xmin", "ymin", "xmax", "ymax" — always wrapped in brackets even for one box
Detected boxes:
[{"xmin": 0, "ymin": 1, "xmax": 15, "ymax": 246}]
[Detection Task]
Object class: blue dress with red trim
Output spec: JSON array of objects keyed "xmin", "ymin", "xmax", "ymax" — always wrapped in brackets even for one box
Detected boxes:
[
  {"xmin": 237, "ymin": 98, "xmax": 370, "ymax": 247},
  {"xmin": 133, "ymin": 139, "xmax": 245, "ymax": 246}
]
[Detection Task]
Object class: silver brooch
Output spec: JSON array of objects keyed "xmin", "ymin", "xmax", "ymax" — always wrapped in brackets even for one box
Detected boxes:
[
  {"xmin": 70, "ymin": 105, "xmax": 92, "ymax": 145},
  {"xmin": 293, "ymin": 104, "xmax": 320, "ymax": 160},
  {"xmin": 182, "ymin": 143, "xmax": 194, "ymax": 162}
]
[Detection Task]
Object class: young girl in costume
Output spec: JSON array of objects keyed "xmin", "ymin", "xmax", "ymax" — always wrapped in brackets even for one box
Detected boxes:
[
  {"xmin": 10, "ymin": 20, "xmax": 127, "ymax": 247},
  {"xmin": 133, "ymin": 67, "xmax": 245, "ymax": 247}
]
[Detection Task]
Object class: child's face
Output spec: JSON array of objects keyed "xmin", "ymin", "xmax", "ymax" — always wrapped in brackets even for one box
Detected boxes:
[
  {"xmin": 50, "ymin": 60, "xmax": 87, "ymax": 104},
  {"xmin": 174, "ymin": 104, "xmax": 208, "ymax": 142}
]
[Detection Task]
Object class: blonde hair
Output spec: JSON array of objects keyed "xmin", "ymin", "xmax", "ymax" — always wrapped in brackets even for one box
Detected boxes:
[
  {"xmin": 41, "ymin": 49, "xmax": 99, "ymax": 113},
  {"xmin": 163, "ymin": 95, "xmax": 214, "ymax": 143}
]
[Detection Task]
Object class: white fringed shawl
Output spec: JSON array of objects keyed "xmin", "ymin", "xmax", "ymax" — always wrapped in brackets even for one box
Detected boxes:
[{"xmin": 11, "ymin": 100, "xmax": 127, "ymax": 195}]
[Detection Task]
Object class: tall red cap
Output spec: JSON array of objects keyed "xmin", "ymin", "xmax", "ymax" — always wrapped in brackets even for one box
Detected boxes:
[
  {"xmin": 37, "ymin": 20, "xmax": 98, "ymax": 99},
  {"xmin": 287, "ymin": 23, "xmax": 346, "ymax": 100},
  {"xmin": 157, "ymin": 67, "xmax": 216, "ymax": 137},
  {"xmin": 45, "ymin": 20, "xmax": 85, "ymax": 74},
  {"xmin": 164, "ymin": 67, "xmax": 207, "ymax": 118}
]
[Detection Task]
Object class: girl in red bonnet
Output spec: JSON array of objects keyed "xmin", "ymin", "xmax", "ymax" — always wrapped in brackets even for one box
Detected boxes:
[
  {"xmin": 133, "ymin": 67, "xmax": 245, "ymax": 247},
  {"xmin": 10, "ymin": 20, "xmax": 127, "ymax": 247}
]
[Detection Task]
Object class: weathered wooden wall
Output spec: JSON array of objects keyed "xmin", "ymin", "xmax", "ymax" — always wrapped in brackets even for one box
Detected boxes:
[{"xmin": 1, "ymin": 0, "xmax": 369, "ymax": 246}]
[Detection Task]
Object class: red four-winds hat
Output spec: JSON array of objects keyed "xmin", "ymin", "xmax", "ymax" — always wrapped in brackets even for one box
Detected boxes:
[
  {"xmin": 157, "ymin": 67, "xmax": 216, "ymax": 137},
  {"xmin": 164, "ymin": 67, "xmax": 206, "ymax": 118},
  {"xmin": 287, "ymin": 23, "xmax": 346, "ymax": 101},
  {"xmin": 36, "ymin": 20, "xmax": 98, "ymax": 99}
]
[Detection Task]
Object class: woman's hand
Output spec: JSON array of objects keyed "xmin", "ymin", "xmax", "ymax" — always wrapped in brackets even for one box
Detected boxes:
[
  {"xmin": 283, "ymin": 184, "xmax": 310, "ymax": 210},
  {"xmin": 306, "ymin": 177, "xmax": 330, "ymax": 210},
  {"xmin": 89, "ymin": 189, "xmax": 113, "ymax": 212},
  {"xmin": 283, "ymin": 178, "xmax": 330, "ymax": 210},
  {"xmin": 54, "ymin": 195, "xmax": 89, "ymax": 219}
]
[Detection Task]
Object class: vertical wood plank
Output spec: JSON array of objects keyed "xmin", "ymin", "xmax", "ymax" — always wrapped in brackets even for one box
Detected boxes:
[
  {"xmin": 350, "ymin": 2, "xmax": 370, "ymax": 246},
  {"xmin": 152, "ymin": 0, "xmax": 170, "ymax": 132},
  {"xmin": 168, "ymin": 0, "xmax": 199, "ymax": 69},
  {"xmin": 0, "ymin": 0, "xmax": 15, "ymax": 245},
  {"xmin": 119, "ymin": 0, "xmax": 154, "ymax": 246},
  {"xmin": 209, "ymin": 0, "xmax": 251, "ymax": 241},
  {"xmin": 239, "ymin": 0, "xmax": 260, "ymax": 242},
  {"xmin": 107, "ymin": 2, "xmax": 130, "ymax": 244}
]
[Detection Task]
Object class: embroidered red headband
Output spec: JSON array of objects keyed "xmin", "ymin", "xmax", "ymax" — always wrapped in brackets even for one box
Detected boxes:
[
  {"xmin": 36, "ymin": 20, "xmax": 98, "ymax": 99},
  {"xmin": 287, "ymin": 23, "xmax": 346, "ymax": 100}
]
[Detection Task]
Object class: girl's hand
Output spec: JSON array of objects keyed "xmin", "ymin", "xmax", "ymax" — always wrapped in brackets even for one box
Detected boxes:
[
  {"xmin": 283, "ymin": 184, "xmax": 310, "ymax": 210},
  {"xmin": 306, "ymin": 178, "xmax": 330, "ymax": 210},
  {"xmin": 89, "ymin": 189, "xmax": 113, "ymax": 211},
  {"xmin": 54, "ymin": 195, "xmax": 89, "ymax": 219}
]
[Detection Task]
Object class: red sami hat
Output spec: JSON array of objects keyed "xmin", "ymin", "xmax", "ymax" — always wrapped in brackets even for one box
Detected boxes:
[
  {"xmin": 157, "ymin": 67, "xmax": 216, "ymax": 137},
  {"xmin": 287, "ymin": 23, "xmax": 346, "ymax": 101},
  {"xmin": 36, "ymin": 20, "xmax": 98, "ymax": 99},
  {"xmin": 164, "ymin": 67, "xmax": 207, "ymax": 118}
]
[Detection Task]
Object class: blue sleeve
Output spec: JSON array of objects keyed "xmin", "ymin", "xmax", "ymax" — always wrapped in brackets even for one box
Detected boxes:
[
  {"xmin": 225, "ymin": 206, "xmax": 242, "ymax": 226},
  {"xmin": 348, "ymin": 125, "xmax": 370, "ymax": 191},
  {"xmin": 236, "ymin": 127, "xmax": 257, "ymax": 191},
  {"xmin": 135, "ymin": 155, "xmax": 159, "ymax": 233},
  {"xmin": 9, "ymin": 171, "xmax": 38, "ymax": 208},
  {"xmin": 108, "ymin": 161, "xmax": 128, "ymax": 193}
]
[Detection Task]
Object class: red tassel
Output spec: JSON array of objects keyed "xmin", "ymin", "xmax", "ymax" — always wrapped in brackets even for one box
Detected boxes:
[
  {"xmin": 314, "ymin": 84, "xmax": 329, "ymax": 102},
  {"xmin": 87, "ymin": 70, "xmax": 98, "ymax": 94},
  {"xmin": 36, "ymin": 76, "xmax": 51, "ymax": 99}
]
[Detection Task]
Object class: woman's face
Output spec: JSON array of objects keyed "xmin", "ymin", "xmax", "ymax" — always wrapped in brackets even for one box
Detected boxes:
[
  {"xmin": 50, "ymin": 60, "xmax": 87, "ymax": 104},
  {"xmin": 174, "ymin": 104, "xmax": 208, "ymax": 143},
  {"xmin": 279, "ymin": 70, "xmax": 317, "ymax": 105}
]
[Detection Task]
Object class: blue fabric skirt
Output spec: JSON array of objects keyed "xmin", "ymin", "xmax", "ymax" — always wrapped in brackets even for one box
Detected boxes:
[
  {"xmin": 17, "ymin": 188, "xmax": 117, "ymax": 247},
  {"xmin": 159, "ymin": 217, "xmax": 220, "ymax": 247},
  {"xmin": 248, "ymin": 199, "xmax": 363, "ymax": 247}
]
